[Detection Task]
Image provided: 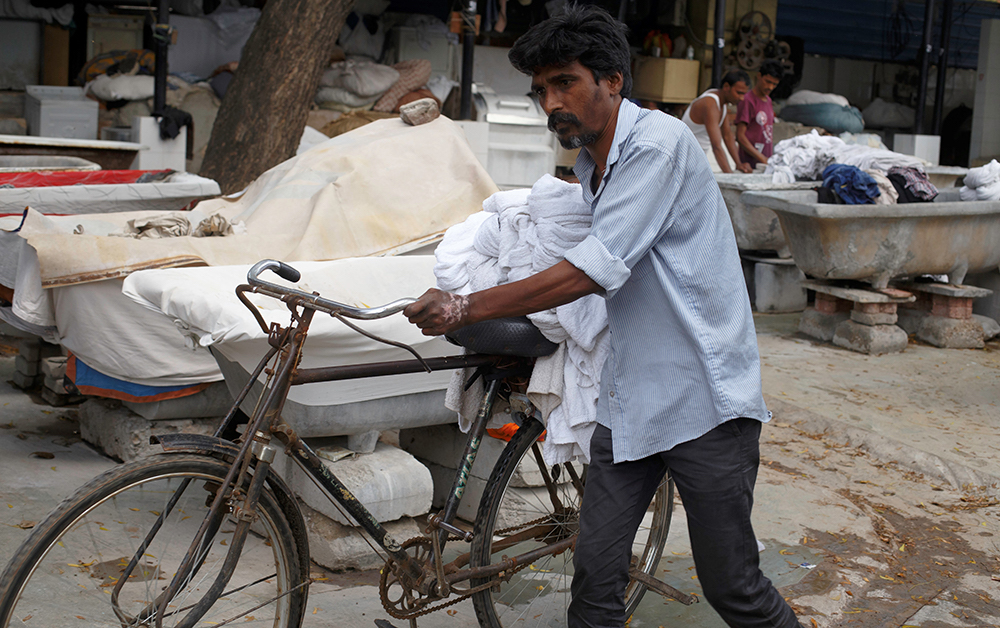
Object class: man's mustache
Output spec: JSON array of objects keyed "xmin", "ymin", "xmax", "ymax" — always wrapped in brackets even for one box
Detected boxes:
[{"xmin": 548, "ymin": 112, "xmax": 582, "ymax": 132}]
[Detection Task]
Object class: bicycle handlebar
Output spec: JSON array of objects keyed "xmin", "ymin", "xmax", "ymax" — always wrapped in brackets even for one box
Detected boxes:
[{"xmin": 246, "ymin": 259, "xmax": 417, "ymax": 320}]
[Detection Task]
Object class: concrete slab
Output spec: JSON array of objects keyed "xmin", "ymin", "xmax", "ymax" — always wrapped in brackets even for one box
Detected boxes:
[
  {"xmin": 802, "ymin": 280, "xmax": 915, "ymax": 304},
  {"xmin": 918, "ymin": 315, "xmax": 986, "ymax": 349},
  {"xmin": 76, "ymin": 399, "xmax": 217, "ymax": 461},
  {"xmin": 832, "ymin": 320, "xmax": 909, "ymax": 355},
  {"xmin": 798, "ymin": 308, "xmax": 849, "ymax": 342}
]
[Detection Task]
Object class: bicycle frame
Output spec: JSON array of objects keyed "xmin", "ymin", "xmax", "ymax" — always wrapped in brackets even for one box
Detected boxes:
[{"xmin": 113, "ymin": 273, "xmax": 568, "ymax": 628}]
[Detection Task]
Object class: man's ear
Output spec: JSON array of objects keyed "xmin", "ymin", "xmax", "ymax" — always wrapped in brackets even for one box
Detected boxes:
[{"xmin": 606, "ymin": 72, "xmax": 623, "ymax": 97}]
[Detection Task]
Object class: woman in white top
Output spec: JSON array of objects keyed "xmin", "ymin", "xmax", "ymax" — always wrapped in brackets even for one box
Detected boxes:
[{"xmin": 681, "ymin": 70, "xmax": 752, "ymax": 173}]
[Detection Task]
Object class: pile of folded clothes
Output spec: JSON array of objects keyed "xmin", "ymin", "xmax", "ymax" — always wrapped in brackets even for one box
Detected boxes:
[
  {"xmin": 768, "ymin": 130, "xmax": 928, "ymax": 184},
  {"xmin": 816, "ymin": 164, "xmax": 938, "ymax": 205}
]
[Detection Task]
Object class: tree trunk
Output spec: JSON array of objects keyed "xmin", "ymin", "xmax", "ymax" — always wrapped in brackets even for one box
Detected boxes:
[{"xmin": 200, "ymin": 0, "xmax": 353, "ymax": 194}]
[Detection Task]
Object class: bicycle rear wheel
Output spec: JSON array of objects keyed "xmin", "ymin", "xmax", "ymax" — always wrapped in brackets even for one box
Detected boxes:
[
  {"xmin": 470, "ymin": 417, "xmax": 673, "ymax": 627},
  {"xmin": 0, "ymin": 454, "xmax": 307, "ymax": 628}
]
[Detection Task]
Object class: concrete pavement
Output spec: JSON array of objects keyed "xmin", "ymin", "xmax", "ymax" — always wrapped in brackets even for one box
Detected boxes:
[{"xmin": 1, "ymin": 314, "xmax": 999, "ymax": 627}]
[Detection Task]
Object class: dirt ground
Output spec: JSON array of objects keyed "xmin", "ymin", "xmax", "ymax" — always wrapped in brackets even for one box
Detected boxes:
[{"xmin": 760, "ymin": 415, "xmax": 1000, "ymax": 627}]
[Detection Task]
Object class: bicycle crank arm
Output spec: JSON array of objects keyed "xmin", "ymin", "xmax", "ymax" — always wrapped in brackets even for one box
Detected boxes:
[{"xmin": 627, "ymin": 566, "xmax": 698, "ymax": 605}]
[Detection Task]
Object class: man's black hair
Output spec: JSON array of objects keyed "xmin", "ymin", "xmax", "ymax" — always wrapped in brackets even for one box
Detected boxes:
[
  {"xmin": 508, "ymin": 3, "xmax": 632, "ymax": 98},
  {"xmin": 758, "ymin": 60, "xmax": 784, "ymax": 80},
  {"xmin": 721, "ymin": 70, "xmax": 750, "ymax": 88}
]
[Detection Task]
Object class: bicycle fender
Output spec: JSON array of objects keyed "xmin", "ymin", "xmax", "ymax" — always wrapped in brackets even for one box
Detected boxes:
[
  {"xmin": 150, "ymin": 433, "xmax": 312, "ymax": 581},
  {"xmin": 152, "ymin": 433, "xmax": 241, "ymax": 458}
]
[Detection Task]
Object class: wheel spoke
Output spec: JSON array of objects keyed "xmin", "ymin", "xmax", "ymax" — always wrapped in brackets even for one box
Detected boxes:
[
  {"xmin": 470, "ymin": 418, "xmax": 673, "ymax": 627},
  {"xmin": 0, "ymin": 455, "xmax": 305, "ymax": 628}
]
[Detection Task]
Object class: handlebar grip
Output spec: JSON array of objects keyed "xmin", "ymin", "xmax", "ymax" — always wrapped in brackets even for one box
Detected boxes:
[
  {"xmin": 273, "ymin": 261, "xmax": 301, "ymax": 283},
  {"xmin": 247, "ymin": 259, "xmax": 300, "ymax": 286}
]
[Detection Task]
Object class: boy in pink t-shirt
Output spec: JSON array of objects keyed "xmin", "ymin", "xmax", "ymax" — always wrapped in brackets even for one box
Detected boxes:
[{"xmin": 736, "ymin": 60, "xmax": 783, "ymax": 169}]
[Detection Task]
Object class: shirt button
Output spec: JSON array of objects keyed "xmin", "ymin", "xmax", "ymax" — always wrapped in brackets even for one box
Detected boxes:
[{"xmin": 609, "ymin": 391, "xmax": 615, "ymax": 398}]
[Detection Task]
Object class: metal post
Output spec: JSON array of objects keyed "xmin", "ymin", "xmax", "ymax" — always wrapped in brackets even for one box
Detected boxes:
[
  {"xmin": 459, "ymin": 0, "xmax": 477, "ymax": 121},
  {"xmin": 712, "ymin": 0, "xmax": 727, "ymax": 87},
  {"xmin": 932, "ymin": 0, "xmax": 954, "ymax": 135},
  {"xmin": 914, "ymin": 0, "xmax": 936, "ymax": 134},
  {"xmin": 152, "ymin": 0, "xmax": 169, "ymax": 116}
]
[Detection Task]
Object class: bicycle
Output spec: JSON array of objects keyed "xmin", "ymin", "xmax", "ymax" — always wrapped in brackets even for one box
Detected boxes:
[{"xmin": 0, "ymin": 259, "xmax": 693, "ymax": 628}]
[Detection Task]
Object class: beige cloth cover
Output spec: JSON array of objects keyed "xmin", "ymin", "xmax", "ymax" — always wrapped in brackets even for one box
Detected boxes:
[{"xmin": 18, "ymin": 116, "xmax": 498, "ymax": 288}]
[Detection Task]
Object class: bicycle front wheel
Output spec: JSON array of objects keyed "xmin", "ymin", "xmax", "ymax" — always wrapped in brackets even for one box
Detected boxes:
[
  {"xmin": 470, "ymin": 417, "xmax": 673, "ymax": 627},
  {"xmin": 0, "ymin": 454, "xmax": 307, "ymax": 628}
]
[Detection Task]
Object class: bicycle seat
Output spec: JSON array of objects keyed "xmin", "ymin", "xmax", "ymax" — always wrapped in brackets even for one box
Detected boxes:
[{"xmin": 446, "ymin": 317, "xmax": 558, "ymax": 357}]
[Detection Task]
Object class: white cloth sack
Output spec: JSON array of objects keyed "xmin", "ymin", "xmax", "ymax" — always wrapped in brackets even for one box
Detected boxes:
[
  {"xmin": 785, "ymin": 90, "xmax": 850, "ymax": 107},
  {"xmin": 319, "ymin": 59, "xmax": 399, "ymax": 97},
  {"xmin": 959, "ymin": 159, "xmax": 1000, "ymax": 201},
  {"xmin": 86, "ymin": 74, "xmax": 156, "ymax": 102}
]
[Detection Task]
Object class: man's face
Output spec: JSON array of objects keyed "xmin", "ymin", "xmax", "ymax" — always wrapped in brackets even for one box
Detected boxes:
[
  {"xmin": 531, "ymin": 60, "xmax": 621, "ymax": 150},
  {"xmin": 721, "ymin": 80, "xmax": 749, "ymax": 105},
  {"xmin": 756, "ymin": 74, "xmax": 781, "ymax": 98}
]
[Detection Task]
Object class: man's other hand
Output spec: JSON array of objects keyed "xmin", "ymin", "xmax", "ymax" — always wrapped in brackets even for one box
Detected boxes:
[
  {"xmin": 404, "ymin": 289, "xmax": 471, "ymax": 336},
  {"xmin": 737, "ymin": 162, "xmax": 753, "ymax": 173}
]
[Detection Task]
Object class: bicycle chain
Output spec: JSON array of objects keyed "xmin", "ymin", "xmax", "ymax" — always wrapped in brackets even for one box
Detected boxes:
[{"xmin": 379, "ymin": 515, "xmax": 559, "ymax": 620}]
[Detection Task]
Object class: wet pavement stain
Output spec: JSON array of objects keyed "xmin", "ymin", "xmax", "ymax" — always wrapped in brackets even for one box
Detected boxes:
[{"xmin": 784, "ymin": 503, "xmax": 1000, "ymax": 626}]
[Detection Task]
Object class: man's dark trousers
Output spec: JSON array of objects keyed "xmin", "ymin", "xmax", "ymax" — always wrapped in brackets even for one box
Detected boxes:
[{"xmin": 567, "ymin": 419, "xmax": 803, "ymax": 628}]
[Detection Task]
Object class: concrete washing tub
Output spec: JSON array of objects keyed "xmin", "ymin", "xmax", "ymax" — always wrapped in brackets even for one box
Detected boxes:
[
  {"xmin": 740, "ymin": 188, "xmax": 1000, "ymax": 288},
  {"xmin": 717, "ymin": 168, "xmax": 967, "ymax": 258},
  {"xmin": 715, "ymin": 174, "xmax": 818, "ymax": 257}
]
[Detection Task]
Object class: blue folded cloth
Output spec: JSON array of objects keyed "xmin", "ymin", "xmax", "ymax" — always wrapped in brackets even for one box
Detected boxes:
[{"xmin": 822, "ymin": 164, "xmax": 881, "ymax": 205}]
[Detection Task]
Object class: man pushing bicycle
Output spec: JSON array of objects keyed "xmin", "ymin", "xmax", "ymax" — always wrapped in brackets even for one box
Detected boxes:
[{"xmin": 404, "ymin": 5, "xmax": 805, "ymax": 628}]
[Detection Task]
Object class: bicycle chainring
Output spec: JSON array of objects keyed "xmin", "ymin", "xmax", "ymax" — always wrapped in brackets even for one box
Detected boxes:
[{"xmin": 379, "ymin": 537, "xmax": 440, "ymax": 619}]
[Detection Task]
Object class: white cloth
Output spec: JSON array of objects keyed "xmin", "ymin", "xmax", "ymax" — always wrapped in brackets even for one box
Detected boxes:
[
  {"xmin": 765, "ymin": 130, "xmax": 926, "ymax": 183},
  {"xmin": 865, "ymin": 169, "xmax": 898, "ymax": 205},
  {"xmin": 785, "ymin": 90, "xmax": 850, "ymax": 107},
  {"xmin": 435, "ymin": 174, "xmax": 607, "ymax": 465},
  {"xmin": 959, "ymin": 159, "xmax": 1000, "ymax": 201},
  {"xmin": 122, "ymin": 257, "xmax": 455, "ymax": 398}
]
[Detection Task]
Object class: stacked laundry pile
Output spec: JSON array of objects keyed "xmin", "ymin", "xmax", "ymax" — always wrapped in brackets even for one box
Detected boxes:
[
  {"xmin": 767, "ymin": 130, "xmax": 926, "ymax": 183},
  {"xmin": 435, "ymin": 174, "xmax": 605, "ymax": 465},
  {"xmin": 960, "ymin": 160, "xmax": 1000, "ymax": 201}
]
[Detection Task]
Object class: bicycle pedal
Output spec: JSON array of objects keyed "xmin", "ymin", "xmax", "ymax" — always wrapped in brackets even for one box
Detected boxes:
[{"xmin": 374, "ymin": 620, "xmax": 401, "ymax": 628}]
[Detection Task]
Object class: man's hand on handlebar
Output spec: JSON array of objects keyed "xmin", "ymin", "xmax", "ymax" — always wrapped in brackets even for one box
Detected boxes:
[{"xmin": 404, "ymin": 289, "xmax": 471, "ymax": 336}]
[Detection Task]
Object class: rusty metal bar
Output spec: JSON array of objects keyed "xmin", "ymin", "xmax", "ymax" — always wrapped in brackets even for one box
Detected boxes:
[
  {"xmin": 290, "ymin": 354, "xmax": 500, "ymax": 385},
  {"xmin": 446, "ymin": 536, "xmax": 575, "ymax": 583},
  {"xmin": 435, "ymin": 378, "xmax": 500, "ymax": 551},
  {"xmin": 628, "ymin": 566, "xmax": 698, "ymax": 605}
]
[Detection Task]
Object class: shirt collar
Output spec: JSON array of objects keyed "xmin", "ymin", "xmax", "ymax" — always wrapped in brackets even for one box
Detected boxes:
[{"xmin": 574, "ymin": 99, "xmax": 641, "ymax": 198}]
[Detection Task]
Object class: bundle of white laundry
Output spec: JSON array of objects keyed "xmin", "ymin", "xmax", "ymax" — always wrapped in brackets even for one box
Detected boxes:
[
  {"xmin": 959, "ymin": 159, "xmax": 1000, "ymax": 202},
  {"xmin": 435, "ymin": 174, "xmax": 606, "ymax": 465},
  {"xmin": 766, "ymin": 130, "xmax": 926, "ymax": 183}
]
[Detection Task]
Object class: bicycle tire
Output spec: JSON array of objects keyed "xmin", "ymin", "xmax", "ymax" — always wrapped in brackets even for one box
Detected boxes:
[
  {"xmin": 0, "ymin": 454, "xmax": 307, "ymax": 628},
  {"xmin": 470, "ymin": 417, "xmax": 673, "ymax": 627}
]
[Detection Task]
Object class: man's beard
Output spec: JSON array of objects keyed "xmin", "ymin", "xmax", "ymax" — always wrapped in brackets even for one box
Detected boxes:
[{"xmin": 548, "ymin": 112, "xmax": 598, "ymax": 149}]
